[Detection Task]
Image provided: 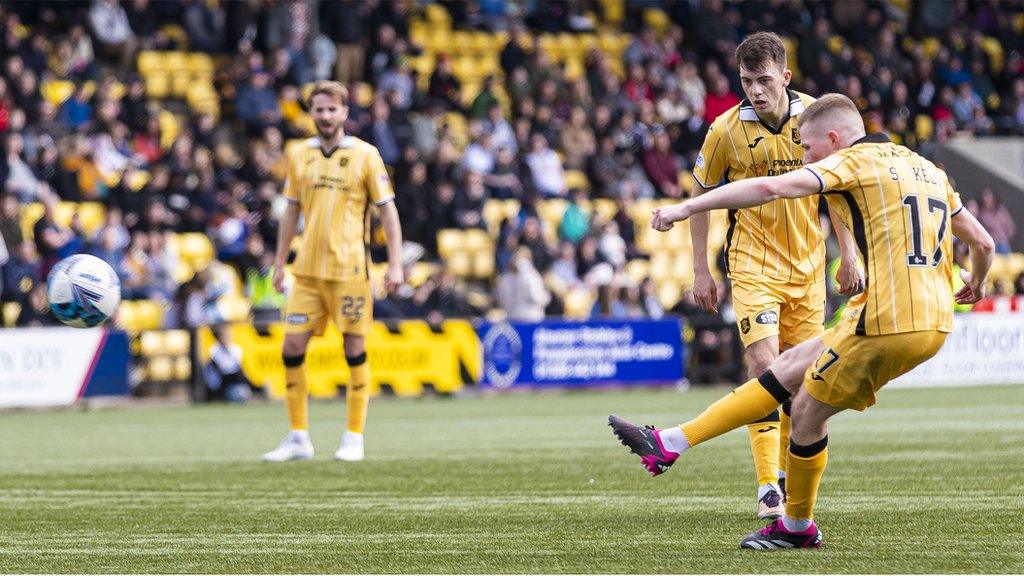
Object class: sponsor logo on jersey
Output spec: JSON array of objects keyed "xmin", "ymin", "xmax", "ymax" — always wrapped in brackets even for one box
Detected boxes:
[
  {"xmin": 755, "ymin": 310, "xmax": 779, "ymax": 325},
  {"xmin": 285, "ymin": 314, "xmax": 309, "ymax": 324},
  {"xmin": 695, "ymin": 152, "xmax": 705, "ymax": 169}
]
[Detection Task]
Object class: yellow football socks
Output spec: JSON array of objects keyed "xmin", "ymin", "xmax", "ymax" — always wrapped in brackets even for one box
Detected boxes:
[
  {"xmin": 746, "ymin": 415, "xmax": 781, "ymax": 486},
  {"xmin": 680, "ymin": 372, "xmax": 788, "ymax": 447},
  {"xmin": 346, "ymin": 354, "xmax": 370, "ymax": 434},
  {"xmin": 778, "ymin": 401, "xmax": 792, "ymax": 478},
  {"xmin": 785, "ymin": 437, "xmax": 828, "ymax": 521},
  {"xmin": 284, "ymin": 361, "xmax": 308, "ymax": 431}
]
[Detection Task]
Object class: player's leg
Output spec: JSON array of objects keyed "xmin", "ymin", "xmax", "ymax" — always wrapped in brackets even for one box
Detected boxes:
[
  {"xmin": 263, "ymin": 279, "xmax": 325, "ymax": 462},
  {"xmin": 740, "ymin": 387, "xmax": 840, "ymax": 550},
  {"xmin": 332, "ymin": 280, "xmax": 373, "ymax": 461},
  {"xmin": 743, "ymin": 336, "xmax": 784, "ymax": 519},
  {"xmin": 609, "ymin": 335, "xmax": 824, "ymax": 475},
  {"xmin": 334, "ymin": 332, "xmax": 369, "ymax": 461},
  {"xmin": 777, "ymin": 280, "xmax": 827, "ymax": 498}
]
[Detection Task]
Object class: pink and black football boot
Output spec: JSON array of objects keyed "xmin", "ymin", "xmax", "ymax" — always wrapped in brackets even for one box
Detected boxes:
[
  {"xmin": 740, "ymin": 518, "xmax": 823, "ymax": 550},
  {"xmin": 607, "ymin": 414, "xmax": 679, "ymax": 477}
]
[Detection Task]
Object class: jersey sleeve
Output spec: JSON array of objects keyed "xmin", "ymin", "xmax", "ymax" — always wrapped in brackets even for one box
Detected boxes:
[
  {"xmin": 282, "ymin": 148, "xmax": 301, "ymax": 203},
  {"xmin": 946, "ymin": 179, "xmax": 964, "ymax": 216},
  {"xmin": 691, "ymin": 122, "xmax": 729, "ymax": 189},
  {"xmin": 364, "ymin": 146, "xmax": 396, "ymax": 205},
  {"xmin": 804, "ymin": 151, "xmax": 859, "ymax": 193}
]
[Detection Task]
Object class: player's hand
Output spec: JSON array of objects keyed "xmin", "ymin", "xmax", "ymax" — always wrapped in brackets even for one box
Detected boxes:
[
  {"xmin": 384, "ymin": 263, "xmax": 404, "ymax": 294},
  {"xmin": 651, "ymin": 204, "xmax": 689, "ymax": 232},
  {"xmin": 836, "ymin": 258, "xmax": 865, "ymax": 296},
  {"xmin": 692, "ymin": 268, "xmax": 718, "ymax": 313},
  {"xmin": 954, "ymin": 268, "xmax": 987, "ymax": 304},
  {"xmin": 273, "ymin": 266, "xmax": 286, "ymax": 294}
]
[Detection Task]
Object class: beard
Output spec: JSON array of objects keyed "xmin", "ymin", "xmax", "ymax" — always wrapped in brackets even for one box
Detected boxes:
[{"xmin": 316, "ymin": 122, "xmax": 339, "ymax": 140}]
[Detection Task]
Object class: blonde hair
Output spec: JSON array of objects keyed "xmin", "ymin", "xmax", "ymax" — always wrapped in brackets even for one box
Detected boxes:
[
  {"xmin": 307, "ymin": 81, "xmax": 349, "ymax": 107},
  {"xmin": 798, "ymin": 93, "xmax": 864, "ymax": 135}
]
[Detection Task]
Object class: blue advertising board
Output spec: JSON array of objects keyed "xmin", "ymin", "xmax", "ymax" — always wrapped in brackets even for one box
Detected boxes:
[{"xmin": 477, "ymin": 319, "xmax": 684, "ymax": 389}]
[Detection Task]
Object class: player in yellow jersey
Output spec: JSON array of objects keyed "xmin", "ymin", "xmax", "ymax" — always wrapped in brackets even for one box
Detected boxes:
[
  {"xmin": 687, "ymin": 32, "xmax": 861, "ymax": 519},
  {"xmin": 610, "ymin": 94, "xmax": 994, "ymax": 549},
  {"xmin": 262, "ymin": 81, "xmax": 404, "ymax": 463}
]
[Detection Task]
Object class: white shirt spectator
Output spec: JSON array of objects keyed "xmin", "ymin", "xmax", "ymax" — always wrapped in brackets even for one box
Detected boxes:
[
  {"xmin": 496, "ymin": 251, "xmax": 550, "ymax": 322},
  {"xmin": 525, "ymin": 134, "xmax": 565, "ymax": 197},
  {"xmin": 89, "ymin": 0, "xmax": 134, "ymax": 46}
]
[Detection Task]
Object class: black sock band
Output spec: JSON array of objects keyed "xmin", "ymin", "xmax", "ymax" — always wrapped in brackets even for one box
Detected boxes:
[
  {"xmin": 782, "ymin": 399, "xmax": 792, "ymax": 417},
  {"xmin": 752, "ymin": 409, "xmax": 781, "ymax": 424},
  {"xmin": 283, "ymin": 354, "xmax": 305, "ymax": 368},
  {"xmin": 346, "ymin": 352, "xmax": 367, "ymax": 367},
  {"xmin": 757, "ymin": 370, "xmax": 790, "ymax": 404},
  {"xmin": 790, "ymin": 435, "xmax": 828, "ymax": 458}
]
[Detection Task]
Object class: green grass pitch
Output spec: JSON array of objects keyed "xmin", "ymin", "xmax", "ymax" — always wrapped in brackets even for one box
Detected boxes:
[{"xmin": 1, "ymin": 384, "xmax": 1022, "ymax": 573}]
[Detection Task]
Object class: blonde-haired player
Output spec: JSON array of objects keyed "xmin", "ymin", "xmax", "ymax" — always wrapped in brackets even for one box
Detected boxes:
[
  {"xmin": 611, "ymin": 93, "xmax": 994, "ymax": 549},
  {"xmin": 262, "ymin": 81, "xmax": 404, "ymax": 462}
]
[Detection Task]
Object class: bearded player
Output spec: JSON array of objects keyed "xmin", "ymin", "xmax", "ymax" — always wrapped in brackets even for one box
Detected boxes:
[{"xmin": 262, "ymin": 81, "xmax": 404, "ymax": 462}]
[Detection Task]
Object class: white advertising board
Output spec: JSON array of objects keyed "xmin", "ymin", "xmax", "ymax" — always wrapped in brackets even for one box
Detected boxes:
[
  {"xmin": 0, "ymin": 327, "xmax": 107, "ymax": 408},
  {"xmin": 890, "ymin": 314, "xmax": 1024, "ymax": 388}
]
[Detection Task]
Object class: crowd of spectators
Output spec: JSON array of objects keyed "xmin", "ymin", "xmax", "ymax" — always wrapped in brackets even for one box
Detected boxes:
[{"xmin": 0, "ymin": 0, "xmax": 1020, "ymax": 346}]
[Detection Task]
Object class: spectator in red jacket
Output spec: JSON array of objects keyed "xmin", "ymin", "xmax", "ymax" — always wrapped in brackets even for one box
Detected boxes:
[{"xmin": 642, "ymin": 128, "xmax": 681, "ymax": 198}]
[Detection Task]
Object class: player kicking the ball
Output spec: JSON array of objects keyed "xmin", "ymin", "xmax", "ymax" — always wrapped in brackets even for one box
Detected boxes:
[
  {"xmin": 262, "ymin": 81, "xmax": 404, "ymax": 463},
  {"xmin": 610, "ymin": 93, "xmax": 994, "ymax": 549}
]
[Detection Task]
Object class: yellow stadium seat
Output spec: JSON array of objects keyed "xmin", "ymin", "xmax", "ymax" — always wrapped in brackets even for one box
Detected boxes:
[
  {"xmin": 174, "ymin": 356, "xmax": 192, "ymax": 381},
  {"xmin": 187, "ymin": 52, "xmax": 215, "ymax": 77},
  {"xmin": 3, "ymin": 302, "xmax": 20, "ymax": 327},
  {"xmin": 600, "ymin": 0, "xmax": 625, "ymax": 24},
  {"xmin": 424, "ymin": 3, "xmax": 451, "ymax": 24},
  {"xmin": 173, "ymin": 260, "xmax": 194, "ymax": 284},
  {"xmin": 915, "ymin": 115, "xmax": 934, "ymax": 142},
  {"xmin": 164, "ymin": 329, "xmax": 191, "ymax": 356},
  {"xmin": 20, "ymin": 202, "xmax": 44, "ymax": 239},
  {"xmin": 178, "ymin": 232, "xmax": 214, "ymax": 270},
  {"xmin": 408, "ymin": 262, "xmax": 438, "ymax": 287},
  {"xmin": 464, "ymin": 228, "xmax": 494, "ymax": 252},
  {"xmin": 134, "ymin": 300, "xmax": 166, "ymax": 331},
  {"xmin": 147, "ymin": 356, "xmax": 174, "ymax": 381},
  {"xmin": 139, "ymin": 331, "xmax": 164, "ymax": 357},
  {"xmin": 437, "ymin": 229, "xmax": 463, "ymax": 260},
  {"xmin": 162, "ymin": 51, "xmax": 189, "ymax": 72},
  {"xmin": 1006, "ymin": 252, "xmax": 1024, "ymax": 278},
  {"xmin": 158, "ymin": 110, "xmax": 179, "ymax": 150},
  {"xmin": 447, "ymin": 252, "xmax": 472, "ymax": 278},
  {"xmin": 77, "ymin": 202, "xmax": 107, "ymax": 236},
  {"xmin": 921, "ymin": 37, "xmax": 941, "ymax": 59},
  {"xmin": 591, "ymin": 198, "xmax": 617, "ymax": 222},
  {"xmin": 472, "ymin": 251, "xmax": 495, "ymax": 279},
  {"xmin": 217, "ymin": 294, "xmax": 251, "ymax": 323},
  {"xmin": 537, "ymin": 199, "xmax": 568, "ymax": 228},
  {"xmin": 115, "ymin": 300, "xmax": 137, "ymax": 331},
  {"xmin": 649, "ymin": 252, "xmax": 675, "ymax": 281},
  {"xmin": 483, "ymin": 199, "xmax": 508, "ymax": 237},
  {"xmin": 563, "ymin": 287, "xmax": 595, "ymax": 318},
  {"xmin": 625, "ymin": 259, "xmax": 650, "ymax": 285},
  {"xmin": 657, "ymin": 282, "xmax": 681, "ymax": 309},
  {"xmin": 642, "ymin": 8, "xmax": 671, "ymax": 37},
  {"xmin": 137, "ymin": 51, "xmax": 163, "ymax": 75},
  {"xmin": 41, "ymin": 80, "xmax": 75, "ymax": 106}
]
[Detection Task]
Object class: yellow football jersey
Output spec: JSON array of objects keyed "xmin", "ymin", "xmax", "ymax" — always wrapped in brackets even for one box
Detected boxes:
[
  {"xmin": 693, "ymin": 90, "xmax": 823, "ymax": 285},
  {"xmin": 283, "ymin": 135, "xmax": 395, "ymax": 282},
  {"xmin": 806, "ymin": 133, "xmax": 963, "ymax": 335}
]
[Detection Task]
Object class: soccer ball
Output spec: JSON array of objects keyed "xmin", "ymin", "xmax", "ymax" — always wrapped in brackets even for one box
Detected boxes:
[{"xmin": 46, "ymin": 254, "xmax": 122, "ymax": 328}]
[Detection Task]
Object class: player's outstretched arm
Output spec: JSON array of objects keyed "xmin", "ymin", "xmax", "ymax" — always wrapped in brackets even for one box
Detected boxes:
[
  {"xmin": 273, "ymin": 201, "xmax": 301, "ymax": 293},
  {"xmin": 951, "ymin": 207, "xmax": 996, "ymax": 304},
  {"xmin": 378, "ymin": 199, "xmax": 404, "ymax": 293},
  {"xmin": 652, "ymin": 169, "xmax": 822, "ymax": 231},
  {"xmin": 827, "ymin": 205, "xmax": 864, "ymax": 296},
  {"xmin": 688, "ymin": 181, "xmax": 718, "ymax": 313}
]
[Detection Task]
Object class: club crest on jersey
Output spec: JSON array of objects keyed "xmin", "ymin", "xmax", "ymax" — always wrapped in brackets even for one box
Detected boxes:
[
  {"xmin": 791, "ymin": 128, "xmax": 801, "ymax": 145},
  {"xmin": 339, "ymin": 156, "xmax": 349, "ymax": 167},
  {"xmin": 755, "ymin": 310, "xmax": 779, "ymax": 325},
  {"xmin": 740, "ymin": 317, "xmax": 751, "ymax": 334}
]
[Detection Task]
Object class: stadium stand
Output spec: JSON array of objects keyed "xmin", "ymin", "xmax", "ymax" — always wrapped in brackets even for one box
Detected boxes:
[{"xmin": 0, "ymin": 0, "xmax": 1022, "ymax": 388}]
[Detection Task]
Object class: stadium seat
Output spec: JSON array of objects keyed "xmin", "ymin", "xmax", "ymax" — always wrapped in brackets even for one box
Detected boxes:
[
  {"xmin": 424, "ymin": 3, "xmax": 451, "ymax": 24},
  {"xmin": 174, "ymin": 356, "xmax": 192, "ymax": 381},
  {"xmin": 139, "ymin": 331, "xmax": 165, "ymax": 357},
  {"xmin": 77, "ymin": 202, "xmax": 107, "ymax": 237},
  {"xmin": 642, "ymin": 9, "xmax": 670, "ymax": 37},
  {"xmin": 563, "ymin": 170, "xmax": 590, "ymax": 191},
  {"xmin": 136, "ymin": 51, "xmax": 163, "ymax": 75},
  {"xmin": 563, "ymin": 287, "xmax": 595, "ymax": 318},
  {"xmin": 437, "ymin": 229, "xmax": 463, "ymax": 260},
  {"xmin": 178, "ymin": 233, "xmax": 215, "ymax": 270},
  {"xmin": 158, "ymin": 110, "xmax": 179, "ymax": 150},
  {"xmin": 134, "ymin": 300, "xmax": 166, "ymax": 331},
  {"xmin": 20, "ymin": 202, "xmax": 44, "ymax": 240},
  {"xmin": 2, "ymin": 302, "xmax": 20, "ymax": 327},
  {"xmin": 145, "ymin": 72, "xmax": 170, "ymax": 99},
  {"xmin": 41, "ymin": 80, "xmax": 75, "ymax": 106},
  {"xmin": 147, "ymin": 356, "xmax": 174, "ymax": 381},
  {"xmin": 657, "ymin": 282, "xmax": 682, "ymax": 309},
  {"xmin": 163, "ymin": 330, "xmax": 191, "ymax": 356},
  {"xmin": 217, "ymin": 294, "xmax": 252, "ymax": 323},
  {"xmin": 625, "ymin": 259, "xmax": 650, "ymax": 285}
]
